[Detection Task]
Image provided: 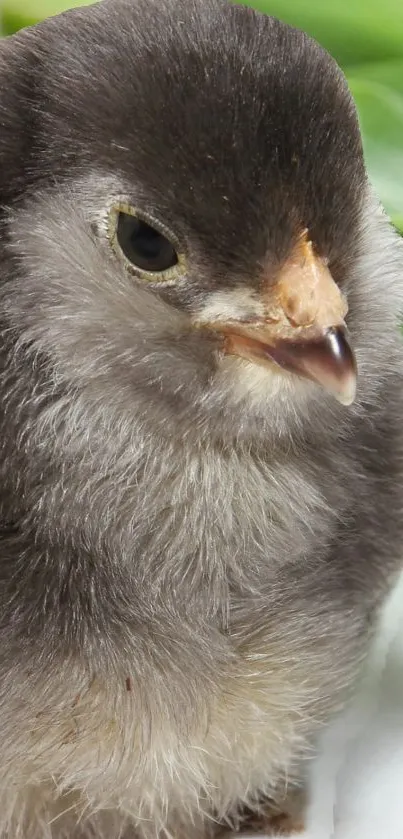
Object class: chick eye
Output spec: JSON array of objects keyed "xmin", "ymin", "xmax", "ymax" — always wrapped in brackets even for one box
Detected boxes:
[{"xmin": 116, "ymin": 212, "xmax": 179, "ymax": 274}]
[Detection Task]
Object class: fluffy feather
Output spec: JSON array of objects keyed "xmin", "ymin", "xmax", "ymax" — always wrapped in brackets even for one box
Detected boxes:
[{"xmin": 0, "ymin": 1, "xmax": 402, "ymax": 837}]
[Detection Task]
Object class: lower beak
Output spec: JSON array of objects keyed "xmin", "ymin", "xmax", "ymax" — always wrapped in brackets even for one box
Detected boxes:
[{"xmin": 223, "ymin": 323, "xmax": 357, "ymax": 406}]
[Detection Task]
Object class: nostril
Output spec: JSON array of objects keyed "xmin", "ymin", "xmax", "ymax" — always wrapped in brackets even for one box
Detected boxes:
[{"xmin": 282, "ymin": 291, "xmax": 317, "ymax": 328}]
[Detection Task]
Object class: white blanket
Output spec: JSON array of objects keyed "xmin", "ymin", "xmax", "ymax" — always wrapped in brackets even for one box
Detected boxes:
[{"xmin": 242, "ymin": 571, "xmax": 403, "ymax": 838}]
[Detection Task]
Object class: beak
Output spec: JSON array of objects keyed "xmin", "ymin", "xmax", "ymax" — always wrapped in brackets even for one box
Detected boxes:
[{"xmin": 205, "ymin": 232, "xmax": 357, "ymax": 406}]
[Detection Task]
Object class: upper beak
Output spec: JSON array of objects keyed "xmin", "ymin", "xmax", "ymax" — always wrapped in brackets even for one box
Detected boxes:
[{"xmin": 203, "ymin": 232, "xmax": 357, "ymax": 406}]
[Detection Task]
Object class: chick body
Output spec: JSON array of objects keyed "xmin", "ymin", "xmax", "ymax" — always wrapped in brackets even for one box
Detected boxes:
[{"xmin": 0, "ymin": 1, "xmax": 402, "ymax": 837}]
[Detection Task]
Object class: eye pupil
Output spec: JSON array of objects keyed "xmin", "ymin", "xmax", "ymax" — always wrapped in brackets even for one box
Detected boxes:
[{"xmin": 116, "ymin": 213, "xmax": 179, "ymax": 274}]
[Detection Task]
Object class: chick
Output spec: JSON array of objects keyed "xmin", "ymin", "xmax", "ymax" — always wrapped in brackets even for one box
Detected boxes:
[{"xmin": 0, "ymin": 0, "xmax": 402, "ymax": 837}]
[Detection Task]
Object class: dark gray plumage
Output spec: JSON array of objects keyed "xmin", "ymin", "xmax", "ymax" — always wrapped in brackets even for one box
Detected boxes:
[{"xmin": 0, "ymin": 0, "xmax": 402, "ymax": 836}]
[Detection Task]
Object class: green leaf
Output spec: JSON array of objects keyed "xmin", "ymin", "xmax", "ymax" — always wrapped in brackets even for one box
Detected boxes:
[
  {"xmin": 1, "ymin": 0, "xmax": 96, "ymax": 34},
  {"xmin": 393, "ymin": 217, "xmax": 403, "ymax": 233},
  {"xmin": 346, "ymin": 76, "xmax": 403, "ymax": 230},
  {"xmin": 345, "ymin": 60, "xmax": 403, "ymax": 97},
  {"xmin": 234, "ymin": 0, "xmax": 403, "ymax": 65}
]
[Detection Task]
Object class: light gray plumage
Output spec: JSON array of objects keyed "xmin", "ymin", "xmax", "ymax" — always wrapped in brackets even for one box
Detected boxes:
[{"xmin": 0, "ymin": 0, "xmax": 402, "ymax": 837}]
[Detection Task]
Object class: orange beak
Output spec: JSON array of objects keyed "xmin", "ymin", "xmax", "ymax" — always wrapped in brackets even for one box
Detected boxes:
[{"xmin": 206, "ymin": 232, "xmax": 357, "ymax": 405}]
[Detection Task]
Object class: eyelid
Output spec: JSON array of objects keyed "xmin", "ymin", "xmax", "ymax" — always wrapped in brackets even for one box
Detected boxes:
[{"xmin": 107, "ymin": 200, "xmax": 187, "ymax": 283}]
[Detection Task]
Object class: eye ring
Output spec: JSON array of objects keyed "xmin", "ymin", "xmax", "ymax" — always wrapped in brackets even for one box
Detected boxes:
[{"xmin": 108, "ymin": 202, "xmax": 186, "ymax": 283}]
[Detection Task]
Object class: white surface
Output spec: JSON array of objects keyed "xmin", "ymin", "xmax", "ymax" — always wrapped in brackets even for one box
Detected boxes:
[
  {"xmin": 244, "ymin": 571, "xmax": 403, "ymax": 839},
  {"xmin": 306, "ymin": 571, "xmax": 403, "ymax": 839}
]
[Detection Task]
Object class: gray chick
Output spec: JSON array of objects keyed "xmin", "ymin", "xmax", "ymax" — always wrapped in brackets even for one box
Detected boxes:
[{"xmin": 0, "ymin": 0, "xmax": 402, "ymax": 837}]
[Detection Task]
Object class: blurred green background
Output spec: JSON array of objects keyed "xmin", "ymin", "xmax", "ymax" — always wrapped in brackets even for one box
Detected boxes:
[{"xmin": 1, "ymin": 0, "xmax": 403, "ymax": 232}]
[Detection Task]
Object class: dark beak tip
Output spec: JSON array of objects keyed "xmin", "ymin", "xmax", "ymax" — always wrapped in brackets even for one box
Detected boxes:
[{"xmin": 268, "ymin": 326, "xmax": 357, "ymax": 406}]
